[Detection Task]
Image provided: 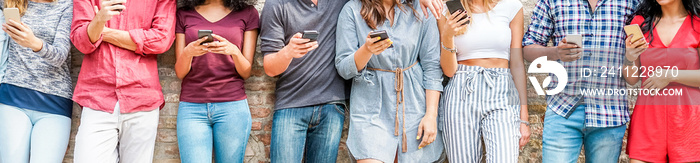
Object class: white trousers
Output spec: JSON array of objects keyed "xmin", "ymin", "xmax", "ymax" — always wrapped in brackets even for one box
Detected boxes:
[{"xmin": 73, "ymin": 102, "xmax": 159, "ymax": 163}]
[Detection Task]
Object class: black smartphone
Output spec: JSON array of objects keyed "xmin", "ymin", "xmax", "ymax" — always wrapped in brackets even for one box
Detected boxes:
[
  {"xmin": 112, "ymin": 0, "xmax": 123, "ymax": 12},
  {"xmin": 369, "ymin": 30, "xmax": 393, "ymax": 48},
  {"xmin": 301, "ymin": 30, "xmax": 319, "ymax": 42},
  {"xmin": 198, "ymin": 30, "xmax": 214, "ymax": 45},
  {"xmin": 445, "ymin": 0, "xmax": 469, "ymax": 25}
]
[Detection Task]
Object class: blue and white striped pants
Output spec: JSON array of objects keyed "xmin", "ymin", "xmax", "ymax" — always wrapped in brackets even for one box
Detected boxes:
[{"xmin": 439, "ymin": 65, "xmax": 521, "ymax": 163}]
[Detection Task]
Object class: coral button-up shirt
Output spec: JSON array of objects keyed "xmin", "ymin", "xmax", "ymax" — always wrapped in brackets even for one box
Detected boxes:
[{"xmin": 71, "ymin": 0, "xmax": 176, "ymax": 113}]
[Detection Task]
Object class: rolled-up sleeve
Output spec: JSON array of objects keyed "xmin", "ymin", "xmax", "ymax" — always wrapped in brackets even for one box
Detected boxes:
[
  {"xmin": 128, "ymin": 0, "xmax": 176, "ymax": 55},
  {"xmin": 34, "ymin": 4, "xmax": 73, "ymax": 67},
  {"xmin": 522, "ymin": 0, "xmax": 554, "ymax": 47},
  {"xmin": 418, "ymin": 15, "xmax": 444, "ymax": 92},
  {"xmin": 259, "ymin": 2, "xmax": 285, "ymax": 56},
  {"xmin": 70, "ymin": 0, "xmax": 103, "ymax": 54},
  {"xmin": 334, "ymin": 5, "xmax": 363, "ymax": 80}
]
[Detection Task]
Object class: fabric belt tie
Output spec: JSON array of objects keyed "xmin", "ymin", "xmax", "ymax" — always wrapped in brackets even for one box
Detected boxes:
[
  {"xmin": 456, "ymin": 68, "xmax": 506, "ymax": 100},
  {"xmin": 367, "ymin": 61, "xmax": 418, "ymax": 153}
]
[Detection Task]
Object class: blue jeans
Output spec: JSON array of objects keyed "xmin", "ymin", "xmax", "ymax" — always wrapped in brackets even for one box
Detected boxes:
[
  {"xmin": 542, "ymin": 105, "xmax": 627, "ymax": 163},
  {"xmin": 177, "ymin": 100, "xmax": 252, "ymax": 163},
  {"xmin": 270, "ymin": 103, "xmax": 346, "ymax": 163},
  {"xmin": 0, "ymin": 103, "xmax": 71, "ymax": 163}
]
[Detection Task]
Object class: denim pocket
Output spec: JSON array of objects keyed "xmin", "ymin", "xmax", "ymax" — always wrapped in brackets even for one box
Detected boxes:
[{"xmin": 333, "ymin": 104, "xmax": 347, "ymax": 116}]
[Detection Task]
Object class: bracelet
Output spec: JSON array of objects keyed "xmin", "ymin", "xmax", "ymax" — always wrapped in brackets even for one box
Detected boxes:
[
  {"xmin": 519, "ymin": 120, "xmax": 530, "ymax": 126},
  {"xmin": 441, "ymin": 43, "xmax": 457, "ymax": 53},
  {"xmin": 623, "ymin": 58, "xmax": 636, "ymax": 66}
]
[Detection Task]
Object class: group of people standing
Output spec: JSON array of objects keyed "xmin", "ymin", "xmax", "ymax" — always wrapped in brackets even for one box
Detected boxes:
[{"xmin": 0, "ymin": 0, "xmax": 698, "ymax": 163}]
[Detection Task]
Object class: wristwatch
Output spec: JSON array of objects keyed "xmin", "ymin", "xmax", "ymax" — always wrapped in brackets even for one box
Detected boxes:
[
  {"xmin": 441, "ymin": 43, "xmax": 457, "ymax": 53},
  {"xmin": 519, "ymin": 120, "xmax": 530, "ymax": 126}
]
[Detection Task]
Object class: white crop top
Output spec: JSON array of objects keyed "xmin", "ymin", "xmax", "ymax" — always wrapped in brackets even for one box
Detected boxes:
[{"xmin": 443, "ymin": 0, "xmax": 522, "ymax": 61}]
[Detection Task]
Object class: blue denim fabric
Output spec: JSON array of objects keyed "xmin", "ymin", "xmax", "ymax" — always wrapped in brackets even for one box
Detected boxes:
[
  {"xmin": 177, "ymin": 100, "xmax": 252, "ymax": 163},
  {"xmin": 542, "ymin": 105, "xmax": 627, "ymax": 163},
  {"xmin": 0, "ymin": 103, "xmax": 71, "ymax": 163},
  {"xmin": 0, "ymin": 14, "xmax": 9, "ymax": 83},
  {"xmin": 270, "ymin": 103, "xmax": 345, "ymax": 163}
]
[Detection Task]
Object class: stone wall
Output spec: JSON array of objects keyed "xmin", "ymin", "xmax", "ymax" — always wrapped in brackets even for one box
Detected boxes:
[{"xmin": 61, "ymin": 0, "xmax": 633, "ymax": 162}]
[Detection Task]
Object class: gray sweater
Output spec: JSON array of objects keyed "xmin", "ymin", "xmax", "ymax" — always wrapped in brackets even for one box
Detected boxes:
[{"xmin": 1, "ymin": 0, "xmax": 73, "ymax": 99}]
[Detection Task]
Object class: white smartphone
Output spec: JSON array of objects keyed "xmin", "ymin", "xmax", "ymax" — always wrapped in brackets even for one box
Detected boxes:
[
  {"xmin": 3, "ymin": 8, "xmax": 20, "ymax": 23},
  {"xmin": 564, "ymin": 34, "xmax": 583, "ymax": 48}
]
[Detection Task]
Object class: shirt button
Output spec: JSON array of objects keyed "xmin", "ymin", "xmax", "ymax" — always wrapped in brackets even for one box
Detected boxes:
[{"xmin": 311, "ymin": 4, "xmax": 315, "ymax": 7}]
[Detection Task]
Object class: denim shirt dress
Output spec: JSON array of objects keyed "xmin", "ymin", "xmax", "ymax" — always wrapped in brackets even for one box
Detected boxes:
[{"xmin": 335, "ymin": 0, "xmax": 444, "ymax": 162}]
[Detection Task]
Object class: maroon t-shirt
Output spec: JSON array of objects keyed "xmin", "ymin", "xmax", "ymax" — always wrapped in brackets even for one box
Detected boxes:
[{"xmin": 175, "ymin": 6, "xmax": 259, "ymax": 103}]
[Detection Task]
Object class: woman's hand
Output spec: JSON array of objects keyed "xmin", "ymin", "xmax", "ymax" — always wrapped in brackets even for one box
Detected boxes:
[
  {"xmin": 625, "ymin": 34, "xmax": 648, "ymax": 64},
  {"xmin": 419, "ymin": 0, "xmax": 443, "ymax": 19},
  {"xmin": 519, "ymin": 122, "xmax": 531, "ymax": 149},
  {"xmin": 3, "ymin": 20, "xmax": 43, "ymax": 52},
  {"xmin": 206, "ymin": 34, "xmax": 242, "ymax": 56},
  {"xmin": 417, "ymin": 114, "xmax": 437, "ymax": 149},
  {"xmin": 643, "ymin": 69, "xmax": 672, "ymax": 91},
  {"xmin": 362, "ymin": 35, "xmax": 392, "ymax": 55},
  {"xmin": 183, "ymin": 36, "xmax": 209, "ymax": 57},
  {"xmin": 441, "ymin": 10, "xmax": 470, "ymax": 38}
]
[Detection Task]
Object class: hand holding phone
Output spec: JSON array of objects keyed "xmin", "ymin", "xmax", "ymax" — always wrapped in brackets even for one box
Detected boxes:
[
  {"xmin": 2, "ymin": 9, "xmax": 43, "ymax": 52},
  {"xmin": 445, "ymin": 0, "xmax": 470, "ymax": 25},
  {"xmin": 94, "ymin": 0, "xmax": 126, "ymax": 22},
  {"xmin": 369, "ymin": 30, "xmax": 392, "ymax": 48},
  {"xmin": 197, "ymin": 30, "xmax": 214, "ymax": 45},
  {"xmin": 283, "ymin": 33, "xmax": 319, "ymax": 58},
  {"xmin": 556, "ymin": 35, "xmax": 583, "ymax": 62},
  {"xmin": 624, "ymin": 24, "xmax": 648, "ymax": 62},
  {"xmin": 363, "ymin": 31, "xmax": 393, "ymax": 55}
]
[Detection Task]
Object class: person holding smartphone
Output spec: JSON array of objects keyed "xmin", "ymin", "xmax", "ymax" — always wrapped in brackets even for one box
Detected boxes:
[
  {"xmin": 335, "ymin": 0, "xmax": 443, "ymax": 162},
  {"xmin": 437, "ymin": 0, "xmax": 529, "ymax": 162},
  {"xmin": 173, "ymin": 0, "xmax": 259, "ymax": 162},
  {"xmin": 623, "ymin": 0, "xmax": 700, "ymax": 162},
  {"xmin": 0, "ymin": 0, "xmax": 73, "ymax": 162},
  {"xmin": 522, "ymin": 0, "xmax": 639, "ymax": 162},
  {"xmin": 70, "ymin": 0, "xmax": 176, "ymax": 162}
]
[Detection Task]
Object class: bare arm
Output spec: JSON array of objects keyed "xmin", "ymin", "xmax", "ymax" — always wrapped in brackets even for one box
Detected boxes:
[
  {"xmin": 263, "ymin": 33, "xmax": 318, "ymax": 77},
  {"xmin": 621, "ymin": 35, "xmax": 646, "ymax": 85},
  {"xmin": 437, "ymin": 11, "xmax": 469, "ymax": 77},
  {"xmin": 174, "ymin": 34, "xmax": 208, "ymax": 79},
  {"xmin": 509, "ymin": 9, "xmax": 528, "ymax": 121},
  {"xmin": 670, "ymin": 70, "xmax": 700, "ymax": 87},
  {"xmin": 102, "ymin": 27, "xmax": 137, "ymax": 51},
  {"xmin": 232, "ymin": 30, "xmax": 258, "ymax": 80}
]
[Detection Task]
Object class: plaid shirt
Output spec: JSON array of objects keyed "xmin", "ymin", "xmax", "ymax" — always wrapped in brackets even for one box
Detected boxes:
[{"xmin": 523, "ymin": 0, "xmax": 639, "ymax": 127}]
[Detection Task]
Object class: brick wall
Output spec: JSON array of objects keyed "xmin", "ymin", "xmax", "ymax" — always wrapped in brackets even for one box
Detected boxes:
[{"xmin": 61, "ymin": 1, "xmax": 634, "ymax": 162}]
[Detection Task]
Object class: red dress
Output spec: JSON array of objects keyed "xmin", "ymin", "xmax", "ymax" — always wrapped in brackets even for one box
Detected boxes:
[{"xmin": 627, "ymin": 15, "xmax": 700, "ymax": 162}]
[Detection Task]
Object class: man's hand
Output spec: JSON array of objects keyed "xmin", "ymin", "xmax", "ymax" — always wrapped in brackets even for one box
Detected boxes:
[
  {"xmin": 556, "ymin": 38, "xmax": 583, "ymax": 62},
  {"xmin": 93, "ymin": 0, "xmax": 126, "ymax": 23},
  {"xmin": 420, "ymin": 0, "xmax": 443, "ymax": 19},
  {"xmin": 279, "ymin": 33, "xmax": 318, "ymax": 59}
]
